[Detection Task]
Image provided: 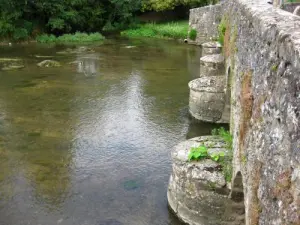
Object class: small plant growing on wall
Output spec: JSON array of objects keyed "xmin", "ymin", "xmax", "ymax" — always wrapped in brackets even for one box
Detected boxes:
[
  {"xmin": 188, "ymin": 127, "xmax": 233, "ymax": 182},
  {"xmin": 211, "ymin": 127, "xmax": 233, "ymax": 149},
  {"xmin": 218, "ymin": 17, "xmax": 227, "ymax": 45},
  {"xmin": 189, "ymin": 29, "xmax": 197, "ymax": 41},
  {"xmin": 188, "ymin": 145, "xmax": 225, "ymax": 162}
]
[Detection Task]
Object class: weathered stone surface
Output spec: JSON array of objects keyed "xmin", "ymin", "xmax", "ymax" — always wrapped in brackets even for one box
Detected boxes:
[
  {"xmin": 221, "ymin": 0, "xmax": 300, "ymax": 224},
  {"xmin": 200, "ymin": 54, "xmax": 224, "ymax": 77},
  {"xmin": 201, "ymin": 42, "xmax": 222, "ymax": 55},
  {"xmin": 293, "ymin": 5, "xmax": 300, "ymax": 16},
  {"xmin": 168, "ymin": 136, "xmax": 244, "ymax": 225},
  {"xmin": 189, "ymin": 76, "xmax": 226, "ymax": 122},
  {"xmin": 188, "ymin": 4, "xmax": 222, "ymax": 45},
  {"xmin": 37, "ymin": 60, "xmax": 61, "ymax": 67}
]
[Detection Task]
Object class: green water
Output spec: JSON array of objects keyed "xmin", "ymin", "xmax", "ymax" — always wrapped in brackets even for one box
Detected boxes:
[{"xmin": 0, "ymin": 38, "xmax": 219, "ymax": 225}]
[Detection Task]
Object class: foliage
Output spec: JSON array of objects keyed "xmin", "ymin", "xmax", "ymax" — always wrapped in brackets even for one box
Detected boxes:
[
  {"xmin": 143, "ymin": 0, "xmax": 218, "ymax": 11},
  {"xmin": 0, "ymin": 0, "xmax": 212, "ymax": 40},
  {"xmin": 36, "ymin": 32, "xmax": 105, "ymax": 43},
  {"xmin": 121, "ymin": 21, "xmax": 188, "ymax": 39},
  {"xmin": 218, "ymin": 16, "xmax": 227, "ymax": 45},
  {"xmin": 188, "ymin": 145, "xmax": 225, "ymax": 162},
  {"xmin": 188, "ymin": 28, "xmax": 197, "ymax": 40}
]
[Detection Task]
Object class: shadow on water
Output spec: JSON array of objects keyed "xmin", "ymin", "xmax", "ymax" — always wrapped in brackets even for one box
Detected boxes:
[{"xmin": 0, "ymin": 38, "xmax": 217, "ymax": 225}]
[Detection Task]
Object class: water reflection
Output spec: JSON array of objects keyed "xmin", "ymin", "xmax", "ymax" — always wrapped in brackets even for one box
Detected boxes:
[
  {"xmin": 76, "ymin": 55, "xmax": 101, "ymax": 76},
  {"xmin": 0, "ymin": 39, "xmax": 214, "ymax": 225}
]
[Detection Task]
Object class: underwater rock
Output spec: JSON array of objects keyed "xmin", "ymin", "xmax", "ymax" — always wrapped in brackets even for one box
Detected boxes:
[
  {"xmin": 2, "ymin": 65, "xmax": 25, "ymax": 71},
  {"xmin": 124, "ymin": 46, "xmax": 136, "ymax": 49},
  {"xmin": 37, "ymin": 60, "xmax": 61, "ymax": 67},
  {"xmin": 56, "ymin": 46, "xmax": 95, "ymax": 54},
  {"xmin": 123, "ymin": 180, "xmax": 139, "ymax": 190},
  {"xmin": 98, "ymin": 219, "xmax": 123, "ymax": 225},
  {"xmin": 0, "ymin": 58, "xmax": 22, "ymax": 62},
  {"xmin": 35, "ymin": 55, "xmax": 54, "ymax": 59},
  {"xmin": 0, "ymin": 58, "xmax": 24, "ymax": 71}
]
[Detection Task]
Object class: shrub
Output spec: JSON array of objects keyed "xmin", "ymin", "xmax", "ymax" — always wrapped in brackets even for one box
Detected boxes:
[
  {"xmin": 12, "ymin": 28, "xmax": 29, "ymax": 41},
  {"xmin": 189, "ymin": 29, "xmax": 197, "ymax": 41}
]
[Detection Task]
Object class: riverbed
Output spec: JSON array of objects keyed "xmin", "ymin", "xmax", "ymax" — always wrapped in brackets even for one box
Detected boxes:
[{"xmin": 0, "ymin": 38, "xmax": 219, "ymax": 225}]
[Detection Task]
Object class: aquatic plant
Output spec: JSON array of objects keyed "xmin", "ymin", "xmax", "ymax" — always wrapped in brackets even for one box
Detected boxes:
[
  {"xmin": 36, "ymin": 32, "xmax": 105, "ymax": 43},
  {"xmin": 121, "ymin": 21, "xmax": 188, "ymax": 40}
]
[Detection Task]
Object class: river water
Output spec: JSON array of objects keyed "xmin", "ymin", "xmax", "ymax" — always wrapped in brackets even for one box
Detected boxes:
[{"xmin": 0, "ymin": 38, "xmax": 220, "ymax": 225}]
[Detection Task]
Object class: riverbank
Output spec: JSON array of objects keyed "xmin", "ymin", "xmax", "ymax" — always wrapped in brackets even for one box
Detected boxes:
[{"xmin": 120, "ymin": 21, "xmax": 188, "ymax": 40}]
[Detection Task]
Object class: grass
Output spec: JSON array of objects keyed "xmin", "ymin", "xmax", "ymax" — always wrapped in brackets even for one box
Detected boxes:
[
  {"xmin": 36, "ymin": 32, "xmax": 105, "ymax": 43},
  {"xmin": 120, "ymin": 21, "xmax": 188, "ymax": 40}
]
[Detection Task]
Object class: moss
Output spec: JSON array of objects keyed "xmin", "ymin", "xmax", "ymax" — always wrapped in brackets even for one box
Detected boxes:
[
  {"xmin": 189, "ymin": 28, "xmax": 197, "ymax": 41},
  {"xmin": 241, "ymin": 155, "xmax": 247, "ymax": 165},
  {"xmin": 239, "ymin": 70, "xmax": 253, "ymax": 159},
  {"xmin": 208, "ymin": 181, "xmax": 216, "ymax": 190},
  {"xmin": 271, "ymin": 63, "xmax": 278, "ymax": 72},
  {"xmin": 218, "ymin": 15, "xmax": 228, "ymax": 45}
]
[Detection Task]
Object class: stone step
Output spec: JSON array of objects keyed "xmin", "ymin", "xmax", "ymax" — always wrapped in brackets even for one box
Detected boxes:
[
  {"xmin": 188, "ymin": 76, "xmax": 226, "ymax": 122},
  {"xmin": 201, "ymin": 41, "xmax": 222, "ymax": 55},
  {"xmin": 200, "ymin": 54, "xmax": 225, "ymax": 77}
]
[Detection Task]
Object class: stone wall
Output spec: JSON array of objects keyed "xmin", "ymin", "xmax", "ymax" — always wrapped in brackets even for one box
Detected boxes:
[
  {"xmin": 223, "ymin": 0, "xmax": 300, "ymax": 224},
  {"xmin": 281, "ymin": 3, "xmax": 300, "ymax": 13},
  {"xmin": 182, "ymin": 0, "xmax": 300, "ymax": 224},
  {"xmin": 188, "ymin": 4, "xmax": 222, "ymax": 45}
]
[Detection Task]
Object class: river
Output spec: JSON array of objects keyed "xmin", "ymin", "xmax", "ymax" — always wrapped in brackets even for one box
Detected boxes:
[{"xmin": 0, "ymin": 38, "xmax": 219, "ymax": 225}]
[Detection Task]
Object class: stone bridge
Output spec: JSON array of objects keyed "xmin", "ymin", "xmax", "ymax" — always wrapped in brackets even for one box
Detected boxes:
[{"xmin": 168, "ymin": 0, "xmax": 300, "ymax": 224}]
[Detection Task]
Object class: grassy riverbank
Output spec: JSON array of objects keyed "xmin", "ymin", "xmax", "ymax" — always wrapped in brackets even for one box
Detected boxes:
[
  {"xmin": 36, "ymin": 32, "xmax": 105, "ymax": 43},
  {"xmin": 121, "ymin": 21, "xmax": 188, "ymax": 40}
]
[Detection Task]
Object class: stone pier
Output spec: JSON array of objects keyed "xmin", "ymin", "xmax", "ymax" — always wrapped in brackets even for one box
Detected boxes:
[
  {"xmin": 168, "ymin": 136, "xmax": 245, "ymax": 225},
  {"xmin": 188, "ymin": 76, "xmax": 226, "ymax": 122},
  {"xmin": 188, "ymin": 42, "xmax": 229, "ymax": 123}
]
